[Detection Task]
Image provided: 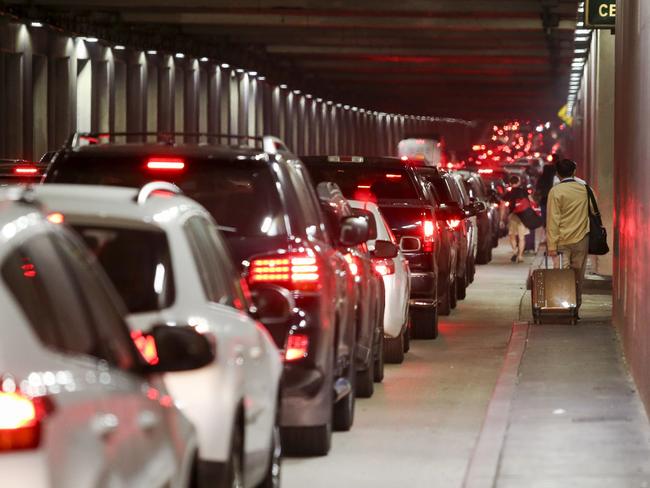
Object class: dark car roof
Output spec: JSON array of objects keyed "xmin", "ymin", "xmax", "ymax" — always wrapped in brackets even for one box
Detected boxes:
[
  {"xmin": 300, "ymin": 155, "xmax": 411, "ymax": 169},
  {"xmin": 60, "ymin": 143, "xmax": 267, "ymax": 161}
]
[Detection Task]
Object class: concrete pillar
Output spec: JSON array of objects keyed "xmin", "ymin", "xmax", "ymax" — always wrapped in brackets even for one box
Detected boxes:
[
  {"xmin": 590, "ymin": 31, "xmax": 615, "ymax": 276},
  {"xmin": 207, "ymin": 65, "xmax": 222, "ymax": 138}
]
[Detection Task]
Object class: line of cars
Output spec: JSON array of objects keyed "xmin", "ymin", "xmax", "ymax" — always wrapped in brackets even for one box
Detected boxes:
[{"xmin": 0, "ymin": 133, "xmax": 502, "ymax": 488}]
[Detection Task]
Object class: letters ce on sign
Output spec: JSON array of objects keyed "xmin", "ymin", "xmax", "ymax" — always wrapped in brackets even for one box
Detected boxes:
[{"xmin": 585, "ymin": 0, "xmax": 616, "ymax": 29}]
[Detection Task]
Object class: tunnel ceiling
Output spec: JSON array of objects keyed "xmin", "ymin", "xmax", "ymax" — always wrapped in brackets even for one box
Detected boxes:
[{"xmin": 5, "ymin": 0, "xmax": 579, "ymax": 122}]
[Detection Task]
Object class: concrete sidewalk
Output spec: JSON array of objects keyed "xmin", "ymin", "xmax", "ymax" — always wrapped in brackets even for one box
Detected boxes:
[{"xmin": 494, "ymin": 277, "xmax": 650, "ymax": 487}]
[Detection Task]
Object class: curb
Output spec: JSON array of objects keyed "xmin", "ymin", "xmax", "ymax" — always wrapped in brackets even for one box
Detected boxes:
[{"xmin": 462, "ymin": 321, "xmax": 530, "ymax": 488}]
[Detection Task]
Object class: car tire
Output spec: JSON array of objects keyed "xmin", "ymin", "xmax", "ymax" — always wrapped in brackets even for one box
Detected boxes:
[
  {"xmin": 403, "ymin": 325, "xmax": 410, "ymax": 352},
  {"xmin": 356, "ymin": 353, "xmax": 374, "ymax": 398},
  {"xmin": 410, "ymin": 307, "xmax": 438, "ymax": 339},
  {"xmin": 384, "ymin": 332, "xmax": 405, "ymax": 364},
  {"xmin": 224, "ymin": 422, "xmax": 244, "ymax": 488},
  {"xmin": 257, "ymin": 422, "xmax": 281, "ymax": 488},
  {"xmin": 457, "ymin": 274, "xmax": 467, "ymax": 300},
  {"xmin": 281, "ymin": 424, "xmax": 332, "ymax": 457},
  {"xmin": 333, "ymin": 365, "xmax": 356, "ymax": 431},
  {"xmin": 373, "ymin": 332, "xmax": 385, "ymax": 383},
  {"xmin": 449, "ymin": 279, "xmax": 458, "ymax": 310},
  {"xmin": 476, "ymin": 244, "xmax": 491, "ymax": 265}
]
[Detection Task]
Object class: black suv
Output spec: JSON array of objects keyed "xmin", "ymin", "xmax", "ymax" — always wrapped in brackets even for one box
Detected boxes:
[
  {"xmin": 316, "ymin": 181, "xmax": 386, "ymax": 398},
  {"xmin": 301, "ymin": 156, "xmax": 441, "ymax": 339},
  {"xmin": 44, "ymin": 133, "xmax": 366, "ymax": 456}
]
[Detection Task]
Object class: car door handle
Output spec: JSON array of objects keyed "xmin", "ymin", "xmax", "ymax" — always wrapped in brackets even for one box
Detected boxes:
[
  {"xmin": 137, "ymin": 410, "xmax": 160, "ymax": 432},
  {"xmin": 91, "ymin": 413, "xmax": 119, "ymax": 439}
]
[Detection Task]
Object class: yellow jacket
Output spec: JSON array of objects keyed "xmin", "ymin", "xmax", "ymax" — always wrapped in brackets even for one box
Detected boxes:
[{"xmin": 546, "ymin": 179, "xmax": 590, "ymax": 251}]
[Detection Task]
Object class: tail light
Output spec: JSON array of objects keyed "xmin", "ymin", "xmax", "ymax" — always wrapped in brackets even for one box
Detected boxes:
[
  {"xmin": 249, "ymin": 253, "xmax": 321, "ymax": 292},
  {"xmin": 421, "ymin": 219, "xmax": 435, "ymax": 252},
  {"xmin": 13, "ymin": 166, "xmax": 39, "ymax": 175},
  {"xmin": 373, "ymin": 258, "xmax": 395, "ymax": 276},
  {"xmin": 0, "ymin": 384, "xmax": 53, "ymax": 452},
  {"xmin": 285, "ymin": 334, "xmax": 309, "ymax": 361},
  {"xmin": 146, "ymin": 157, "xmax": 185, "ymax": 171}
]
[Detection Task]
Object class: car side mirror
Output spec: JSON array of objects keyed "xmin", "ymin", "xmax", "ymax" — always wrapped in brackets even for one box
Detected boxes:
[
  {"xmin": 373, "ymin": 240, "xmax": 399, "ymax": 259},
  {"xmin": 474, "ymin": 201, "xmax": 487, "ymax": 213},
  {"xmin": 139, "ymin": 325, "xmax": 216, "ymax": 373},
  {"xmin": 351, "ymin": 208, "xmax": 378, "ymax": 241},
  {"xmin": 250, "ymin": 284, "xmax": 295, "ymax": 325},
  {"xmin": 339, "ymin": 215, "xmax": 369, "ymax": 246}
]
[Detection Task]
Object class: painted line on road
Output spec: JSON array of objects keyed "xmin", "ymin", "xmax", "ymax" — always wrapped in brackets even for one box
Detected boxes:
[{"xmin": 461, "ymin": 320, "xmax": 530, "ymax": 488}]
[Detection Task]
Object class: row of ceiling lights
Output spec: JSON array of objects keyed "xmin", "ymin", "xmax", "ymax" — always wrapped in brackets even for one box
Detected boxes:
[
  {"xmin": 567, "ymin": 1, "xmax": 591, "ymax": 114},
  {"xmin": 26, "ymin": 18, "xmax": 474, "ymax": 126}
]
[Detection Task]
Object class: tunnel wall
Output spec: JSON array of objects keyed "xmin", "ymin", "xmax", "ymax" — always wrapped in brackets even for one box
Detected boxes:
[
  {"xmin": 613, "ymin": 0, "xmax": 650, "ymax": 413},
  {"xmin": 0, "ymin": 19, "xmax": 475, "ymax": 161}
]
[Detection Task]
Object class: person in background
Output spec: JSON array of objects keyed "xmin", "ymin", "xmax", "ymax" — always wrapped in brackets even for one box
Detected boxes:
[
  {"xmin": 546, "ymin": 158, "xmax": 593, "ymax": 313},
  {"xmin": 504, "ymin": 174, "xmax": 529, "ymax": 263}
]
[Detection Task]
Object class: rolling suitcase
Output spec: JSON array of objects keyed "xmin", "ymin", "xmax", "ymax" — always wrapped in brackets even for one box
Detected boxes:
[{"xmin": 531, "ymin": 253, "xmax": 578, "ymax": 325}]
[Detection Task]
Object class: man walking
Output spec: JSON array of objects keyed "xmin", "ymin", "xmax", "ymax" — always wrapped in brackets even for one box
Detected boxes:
[{"xmin": 546, "ymin": 159, "xmax": 593, "ymax": 311}]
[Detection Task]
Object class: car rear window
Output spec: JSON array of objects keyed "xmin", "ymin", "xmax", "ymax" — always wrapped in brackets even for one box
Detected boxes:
[
  {"xmin": 73, "ymin": 225, "xmax": 175, "ymax": 314},
  {"xmin": 305, "ymin": 166, "xmax": 418, "ymax": 202},
  {"xmin": 48, "ymin": 157, "xmax": 288, "ymax": 238}
]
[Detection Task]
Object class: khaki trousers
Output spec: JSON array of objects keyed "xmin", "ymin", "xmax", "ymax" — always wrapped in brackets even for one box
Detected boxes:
[{"xmin": 556, "ymin": 235, "xmax": 589, "ymax": 309}]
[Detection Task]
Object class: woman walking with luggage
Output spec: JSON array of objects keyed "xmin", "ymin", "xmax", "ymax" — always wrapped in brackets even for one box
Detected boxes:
[{"xmin": 504, "ymin": 174, "xmax": 530, "ymax": 263}]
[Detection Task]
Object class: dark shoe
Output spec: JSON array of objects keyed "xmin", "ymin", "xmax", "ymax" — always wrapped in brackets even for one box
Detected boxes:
[{"xmin": 511, "ymin": 254, "xmax": 517, "ymax": 263}]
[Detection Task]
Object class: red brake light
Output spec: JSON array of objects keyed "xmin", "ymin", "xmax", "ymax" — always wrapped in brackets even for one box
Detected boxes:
[
  {"xmin": 146, "ymin": 158, "xmax": 185, "ymax": 171},
  {"xmin": 447, "ymin": 219, "xmax": 461, "ymax": 230},
  {"xmin": 285, "ymin": 334, "xmax": 309, "ymax": 361},
  {"xmin": 0, "ymin": 386, "xmax": 53, "ymax": 451},
  {"xmin": 13, "ymin": 166, "xmax": 38, "ymax": 175},
  {"xmin": 421, "ymin": 219, "xmax": 436, "ymax": 252},
  {"xmin": 373, "ymin": 258, "xmax": 395, "ymax": 276},
  {"xmin": 249, "ymin": 253, "xmax": 321, "ymax": 292},
  {"xmin": 357, "ymin": 184, "xmax": 371, "ymax": 189},
  {"xmin": 385, "ymin": 173, "xmax": 402, "ymax": 179},
  {"xmin": 131, "ymin": 330, "xmax": 160, "ymax": 366}
]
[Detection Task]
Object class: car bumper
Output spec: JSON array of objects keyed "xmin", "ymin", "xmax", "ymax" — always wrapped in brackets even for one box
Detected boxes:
[{"xmin": 409, "ymin": 271, "xmax": 437, "ymax": 308}]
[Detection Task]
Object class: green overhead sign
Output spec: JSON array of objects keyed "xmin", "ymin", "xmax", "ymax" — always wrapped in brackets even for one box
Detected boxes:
[{"xmin": 585, "ymin": 0, "xmax": 616, "ymax": 29}]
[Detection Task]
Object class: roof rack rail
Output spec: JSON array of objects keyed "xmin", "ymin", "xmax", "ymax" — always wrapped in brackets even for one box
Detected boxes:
[
  {"xmin": 64, "ymin": 132, "xmax": 292, "ymax": 155},
  {"xmin": 136, "ymin": 181, "xmax": 183, "ymax": 205}
]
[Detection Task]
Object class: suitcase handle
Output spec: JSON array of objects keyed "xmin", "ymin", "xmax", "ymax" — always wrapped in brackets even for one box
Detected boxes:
[{"xmin": 544, "ymin": 251, "xmax": 563, "ymax": 269}]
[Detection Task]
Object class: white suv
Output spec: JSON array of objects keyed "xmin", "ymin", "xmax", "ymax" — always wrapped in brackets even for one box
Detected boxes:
[
  {"xmin": 34, "ymin": 183, "xmax": 283, "ymax": 488},
  {"xmin": 349, "ymin": 199, "xmax": 411, "ymax": 363},
  {"xmin": 0, "ymin": 187, "xmax": 214, "ymax": 487}
]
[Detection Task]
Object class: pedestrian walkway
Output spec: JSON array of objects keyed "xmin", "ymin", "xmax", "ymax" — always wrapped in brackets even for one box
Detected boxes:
[{"xmin": 470, "ymin": 256, "xmax": 650, "ymax": 487}]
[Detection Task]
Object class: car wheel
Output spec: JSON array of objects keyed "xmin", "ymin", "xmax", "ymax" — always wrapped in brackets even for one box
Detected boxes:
[
  {"xmin": 384, "ymin": 332, "xmax": 405, "ymax": 364},
  {"xmin": 373, "ymin": 332, "xmax": 385, "ymax": 383},
  {"xmin": 403, "ymin": 325, "xmax": 410, "ymax": 352},
  {"xmin": 224, "ymin": 423, "xmax": 244, "ymax": 488},
  {"xmin": 281, "ymin": 423, "xmax": 332, "ymax": 457},
  {"xmin": 449, "ymin": 278, "xmax": 458, "ymax": 309},
  {"xmin": 333, "ymin": 365, "xmax": 356, "ymax": 431},
  {"xmin": 457, "ymin": 274, "xmax": 467, "ymax": 300},
  {"xmin": 410, "ymin": 307, "xmax": 438, "ymax": 339},
  {"xmin": 476, "ymin": 244, "xmax": 491, "ymax": 265},
  {"xmin": 356, "ymin": 353, "xmax": 374, "ymax": 398},
  {"xmin": 257, "ymin": 422, "xmax": 281, "ymax": 488}
]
